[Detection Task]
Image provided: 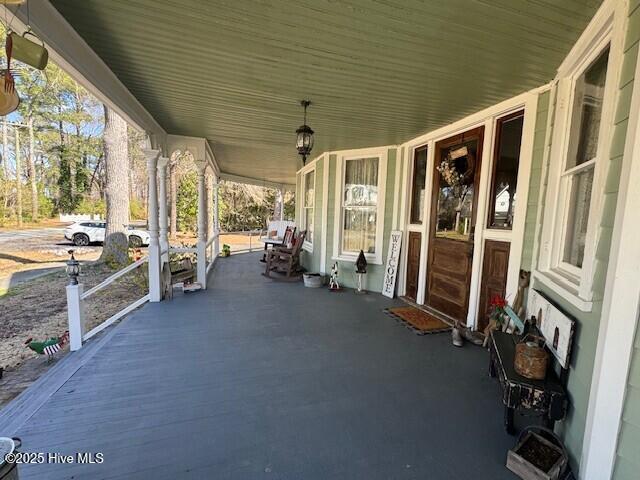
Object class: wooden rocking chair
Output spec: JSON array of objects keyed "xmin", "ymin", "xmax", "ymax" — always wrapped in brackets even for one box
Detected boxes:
[{"xmin": 263, "ymin": 230, "xmax": 307, "ymax": 281}]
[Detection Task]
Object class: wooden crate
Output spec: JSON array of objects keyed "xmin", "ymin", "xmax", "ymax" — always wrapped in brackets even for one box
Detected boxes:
[{"xmin": 506, "ymin": 431, "xmax": 566, "ymax": 480}]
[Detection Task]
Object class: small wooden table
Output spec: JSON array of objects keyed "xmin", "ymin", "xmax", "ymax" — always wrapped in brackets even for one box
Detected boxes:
[
  {"xmin": 260, "ymin": 237, "xmax": 284, "ymax": 262},
  {"xmin": 489, "ymin": 331, "xmax": 567, "ymax": 435}
]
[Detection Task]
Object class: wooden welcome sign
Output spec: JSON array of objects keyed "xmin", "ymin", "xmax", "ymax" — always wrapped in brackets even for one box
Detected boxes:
[{"xmin": 382, "ymin": 230, "xmax": 402, "ymax": 298}]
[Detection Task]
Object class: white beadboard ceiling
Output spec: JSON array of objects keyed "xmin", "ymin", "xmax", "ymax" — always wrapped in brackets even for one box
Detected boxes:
[{"xmin": 51, "ymin": 0, "xmax": 601, "ymax": 184}]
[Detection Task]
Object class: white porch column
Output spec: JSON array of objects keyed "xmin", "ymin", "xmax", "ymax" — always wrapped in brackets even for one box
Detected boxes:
[
  {"xmin": 207, "ymin": 172, "xmax": 214, "ymax": 259},
  {"xmin": 195, "ymin": 160, "xmax": 208, "ymax": 289},
  {"xmin": 277, "ymin": 188, "xmax": 284, "ymax": 221},
  {"xmin": 157, "ymin": 156, "xmax": 170, "ymax": 264},
  {"xmin": 214, "ymin": 173, "xmax": 220, "ymax": 257},
  {"xmin": 144, "ymin": 149, "xmax": 162, "ymax": 302}
]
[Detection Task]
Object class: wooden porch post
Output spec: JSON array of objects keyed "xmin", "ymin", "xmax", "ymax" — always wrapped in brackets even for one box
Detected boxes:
[
  {"xmin": 144, "ymin": 149, "xmax": 162, "ymax": 302},
  {"xmin": 195, "ymin": 160, "xmax": 208, "ymax": 289},
  {"xmin": 157, "ymin": 156, "xmax": 170, "ymax": 264}
]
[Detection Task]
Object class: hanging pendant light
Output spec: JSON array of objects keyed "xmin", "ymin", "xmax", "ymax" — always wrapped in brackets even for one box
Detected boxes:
[{"xmin": 296, "ymin": 100, "xmax": 314, "ymax": 165}]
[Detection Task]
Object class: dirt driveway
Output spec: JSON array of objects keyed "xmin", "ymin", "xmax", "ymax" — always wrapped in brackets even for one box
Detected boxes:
[{"xmin": 0, "ymin": 223, "xmax": 102, "ymax": 290}]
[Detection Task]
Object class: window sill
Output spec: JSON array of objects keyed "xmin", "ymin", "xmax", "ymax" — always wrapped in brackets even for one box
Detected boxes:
[
  {"xmin": 302, "ymin": 241, "xmax": 313, "ymax": 253},
  {"xmin": 532, "ymin": 270, "xmax": 593, "ymax": 312},
  {"xmin": 332, "ymin": 253, "xmax": 382, "ymax": 266}
]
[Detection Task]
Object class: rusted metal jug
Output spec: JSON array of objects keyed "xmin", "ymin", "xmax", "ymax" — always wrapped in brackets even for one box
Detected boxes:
[{"xmin": 514, "ymin": 334, "xmax": 549, "ymax": 380}]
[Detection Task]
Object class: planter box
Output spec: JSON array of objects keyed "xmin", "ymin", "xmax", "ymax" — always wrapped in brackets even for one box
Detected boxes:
[
  {"xmin": 303, "ymin": 273, "xmax": 324, "ymax": 288},
  {"xmin": 506, "ymin": 431, "xmax": 566, "ymax": 480}
]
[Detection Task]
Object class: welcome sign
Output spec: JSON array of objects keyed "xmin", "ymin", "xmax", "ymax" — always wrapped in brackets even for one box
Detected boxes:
[{"xmin": 382, "ymin": 230, "xmax": 402, "ymax": 298}]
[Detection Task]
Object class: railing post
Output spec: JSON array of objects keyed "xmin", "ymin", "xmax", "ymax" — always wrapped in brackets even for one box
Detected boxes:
[{"xmin": 66, "ymin": 283, "xmax": 84, "ymax": 351}]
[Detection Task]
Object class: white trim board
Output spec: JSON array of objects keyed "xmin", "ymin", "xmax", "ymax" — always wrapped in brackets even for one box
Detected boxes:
[
  {"xmin": 300, "ymin": 163, "xmax": 317, "ymax": 253},
  {"xmin": 581, "ymin": 6, "xmax": 640, "ymax": 476},
  {"xmin": 295, "ymin": 152, "xmax": 326, "ymax": 175},
  {"xmin": 320, "ymin": 154, "xmax": 330, "ymax": 273}
]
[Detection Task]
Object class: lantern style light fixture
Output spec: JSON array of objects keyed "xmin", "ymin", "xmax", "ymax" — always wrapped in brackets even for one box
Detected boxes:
[
  {"xmin": 66, "ymin": 249, "xmax": 80, "ymax": 285},
  {"xmin": 296, "ymin": 100, "xmax": 314, "ymax": 165}
]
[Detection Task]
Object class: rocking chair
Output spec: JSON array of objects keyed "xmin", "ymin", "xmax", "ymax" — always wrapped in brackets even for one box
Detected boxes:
[{"xmin": 263, "ymin": 230, "xmax": 307, "ymax": 281}]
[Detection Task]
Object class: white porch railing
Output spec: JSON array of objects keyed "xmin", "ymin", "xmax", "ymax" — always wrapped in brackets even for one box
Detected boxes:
[{"xmin": 66, "ymin": 256, "xmax": 150, "ymax": 351}]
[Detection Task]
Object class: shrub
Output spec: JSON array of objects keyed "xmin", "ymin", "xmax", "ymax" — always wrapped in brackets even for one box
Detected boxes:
[{"xmin": 130, "ymin": 198, "xmax": 146, "ymax": 220}]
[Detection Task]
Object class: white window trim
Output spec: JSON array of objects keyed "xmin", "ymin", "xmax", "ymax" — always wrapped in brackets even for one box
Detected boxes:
[
  {"xmin": 332, "ymin": 147, "xmax": 388, "ymax": 265},
  {"xmin": 581, "ymin": 13, "xmax": 640, "ymax": 474},
  {"xmin": 538, "ymin": 3, "xmax": 624, "ymax": 312},
  {"xmin": 300, "ymin": 163, "xmax": 316, "ymax": 253}
]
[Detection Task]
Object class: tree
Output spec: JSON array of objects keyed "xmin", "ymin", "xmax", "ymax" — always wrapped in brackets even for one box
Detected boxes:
[
  {"xmin": 176, "ymin": 171, "xmax": 197, "ymax": 232},
  {"xmin": 27, "ymin": 118, "xmax": 37, "ymax": 221},
  {"xmin": 14, "ymin": 127, "xmax": 22, "ymax": 227},
  {"xmin": 100, "ymin": 106, "xmax": 129, "ymax": 265}
]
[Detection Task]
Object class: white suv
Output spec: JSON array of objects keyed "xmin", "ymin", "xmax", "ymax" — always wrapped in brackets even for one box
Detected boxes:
[{"xmin": 64, "ymin": 222, "xmax": 150, "ymax": 247}]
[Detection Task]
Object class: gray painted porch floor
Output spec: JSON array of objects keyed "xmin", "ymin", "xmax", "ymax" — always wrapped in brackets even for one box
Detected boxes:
[{"xmin": 7, "ymin": 253, "xmax": 517, "ymax": 479}]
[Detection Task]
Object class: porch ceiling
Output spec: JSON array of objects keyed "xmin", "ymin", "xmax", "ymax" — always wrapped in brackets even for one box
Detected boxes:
[{"xmin": 51, "ymin": 0, "xmax": 602, "ymax": 184}]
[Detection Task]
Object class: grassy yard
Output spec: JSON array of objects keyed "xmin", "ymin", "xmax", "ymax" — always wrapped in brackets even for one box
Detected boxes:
[{"xmin": 0, "ymin": 261, "xmax": 147, "ymax": 406}]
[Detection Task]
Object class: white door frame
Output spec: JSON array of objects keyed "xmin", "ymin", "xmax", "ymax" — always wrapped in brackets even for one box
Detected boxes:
[{"xmin": 398, "ymin": 89, "xmax": 541, "ymax": 328}]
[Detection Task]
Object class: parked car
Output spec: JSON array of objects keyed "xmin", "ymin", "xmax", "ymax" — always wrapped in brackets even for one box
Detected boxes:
[{"xmin": 64, "ymin": 222, "xmax": 150, "ymax": 247}]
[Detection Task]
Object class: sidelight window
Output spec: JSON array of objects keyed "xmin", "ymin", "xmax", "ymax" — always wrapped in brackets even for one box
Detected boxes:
[
  {"xmin": 488, "ymin": 111, "xmax": 524, "ymax": 229},
  {"xmin": 410, "ymin": 147, "xmax": 428, "ymax": 224},
  {"xmin": 302, "ymin": 168, "xmax": 315, "ymax": 247}
]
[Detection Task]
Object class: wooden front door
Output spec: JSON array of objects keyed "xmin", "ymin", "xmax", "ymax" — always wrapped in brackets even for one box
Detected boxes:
[
  {"xmin": 425, "ymin": 127, "xmax": 484, "ymax": 324},
  {"xmin": 477, "ymin": 240, "xmax": 510, "ymax": 332},
  {"xmin": 405, "ymin": 231, "xmax": 421, "ymax": 300}
]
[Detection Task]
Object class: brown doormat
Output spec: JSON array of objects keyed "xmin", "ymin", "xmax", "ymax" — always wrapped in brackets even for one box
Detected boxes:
[{"xmin": 384, "ymin": 307, "xmax": 452, "ymax": 335}]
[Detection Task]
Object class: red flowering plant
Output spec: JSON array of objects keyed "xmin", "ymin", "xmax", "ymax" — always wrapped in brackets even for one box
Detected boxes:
[{"xmin": 489, "ymin": 295, "xmax": 509, "ymax": 330}]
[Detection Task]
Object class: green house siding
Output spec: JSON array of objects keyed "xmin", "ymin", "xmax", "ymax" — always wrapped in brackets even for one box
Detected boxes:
[
  {"xmin": 520, "ymin": 91, "xmax": 550, "ymax": 271},
  {"xmin": 295, "ymin": 172, "xmax": 302, "ymax": 226},
  {"xmin": 614, "ymin": 342, "xmax": 640, "ymax": 479},
  {"xmin": 527, "ymin": 4, "xmax": 639, "ymax": 473},
  {"xmin": 613, "ymin": 7, "xmax": 640, "ymax": 479}
]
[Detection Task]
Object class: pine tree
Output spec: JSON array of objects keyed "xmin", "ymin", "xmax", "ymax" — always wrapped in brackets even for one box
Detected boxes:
[{"xmin": 100, "ymin": 106, "xmax": 130, "ymax": 266}]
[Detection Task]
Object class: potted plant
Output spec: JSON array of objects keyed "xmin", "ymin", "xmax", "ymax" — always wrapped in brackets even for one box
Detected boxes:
[{"xmin": 483, "ymin": 295, "xmax": 509, "ymax": 347}]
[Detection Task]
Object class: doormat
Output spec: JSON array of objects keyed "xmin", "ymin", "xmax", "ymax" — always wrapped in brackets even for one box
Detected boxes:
[{"xmin": 384, "ymin": 307, "xmax": 452, "ymax": 335}]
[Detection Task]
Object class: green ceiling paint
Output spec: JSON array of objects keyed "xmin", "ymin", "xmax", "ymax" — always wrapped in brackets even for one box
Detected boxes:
[{"xmin": 52, "ymin": 0, "xmax": 602, "ymax": 184}]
